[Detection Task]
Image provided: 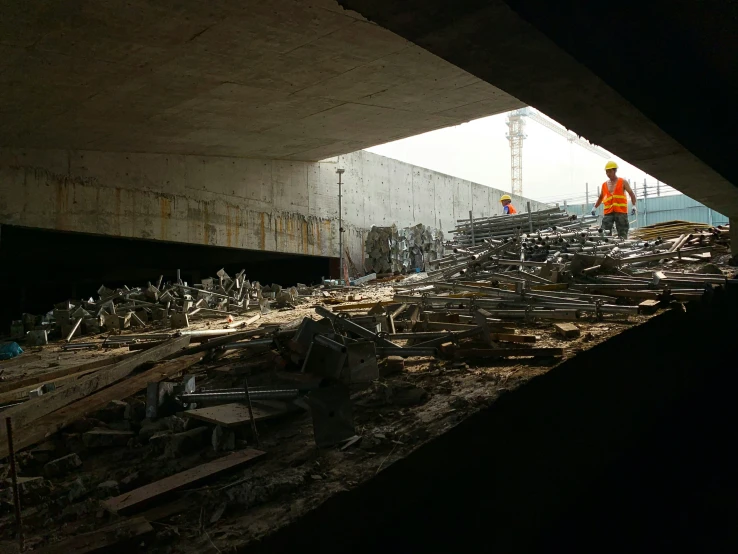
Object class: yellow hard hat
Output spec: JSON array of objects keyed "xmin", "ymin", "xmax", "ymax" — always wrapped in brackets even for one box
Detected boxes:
[
  {"xmin": 500, "ymin": 194, "xmax": 512, "ymax": 202},
  {"xmin": 605, "ymin": 161, "xmax": 618, "ymax": 170}
]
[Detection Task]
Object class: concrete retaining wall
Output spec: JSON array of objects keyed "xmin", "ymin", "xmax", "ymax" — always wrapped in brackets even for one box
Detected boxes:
[{"xmin": 0, "ymin": 148, "xmax": 546, "ymax": 269}]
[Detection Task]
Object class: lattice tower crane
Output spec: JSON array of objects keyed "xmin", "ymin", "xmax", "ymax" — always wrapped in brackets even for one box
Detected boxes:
[{"xmin": 505, "ymin": 107, "xmax": 610, "ymax": 196}]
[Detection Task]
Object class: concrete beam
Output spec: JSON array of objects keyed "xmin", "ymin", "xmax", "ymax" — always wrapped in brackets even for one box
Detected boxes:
[
  {"xmin": 0, "ymin": 148, "xmax": 546, "ymax": 264},
  {"xmin": 339, "ymin": 0, "xmax": 738, "ymax": 218},
  {"xmin": 0, "ymin": 0, "xmax": 521, "ymax": 161}
]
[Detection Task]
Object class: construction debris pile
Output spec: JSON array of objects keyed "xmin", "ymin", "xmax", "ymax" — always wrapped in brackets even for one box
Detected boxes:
[
  {"xmin": 365, "ymin": 224, "xmax": 444, "ymax": 275},
  {"xmin": 0, "ymin": 220, "xmax": 733, "ymax": 553},
  {"xmin": 8, "ymin": 268, "xmax": 317, "ymax": 349}
]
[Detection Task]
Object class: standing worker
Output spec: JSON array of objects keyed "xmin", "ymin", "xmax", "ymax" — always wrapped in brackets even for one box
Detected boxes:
[
  {"xmin": 591, "ymin": 161, "xmax": 637, "ymax": 238},
  {"xmin": 500, "ymin": 195, "xmax": 517, "ymax": 215}
]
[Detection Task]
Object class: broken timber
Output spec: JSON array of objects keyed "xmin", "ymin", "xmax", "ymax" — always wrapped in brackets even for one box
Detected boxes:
[
  {"xmin": 185, "ymin": 402, "xmax": 288, "ymax": 428},
  {"xmin": 103, "ymin": 449, "xmax": 266, "ymax": 515},
  {"xmin": 0, "ymin": 352, "xmax": 204, "ymax": 457},
  {"xmin": 0, "ymin": 337, "xmax": 191, "ymax": 458},
  {"xmin": 554, "ymin": 323, "xmax": 581, "ymax": 339}
]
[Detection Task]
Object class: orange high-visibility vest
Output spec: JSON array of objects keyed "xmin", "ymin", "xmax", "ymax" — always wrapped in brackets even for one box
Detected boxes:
[
  {"xmin": 601, "ymin": 179, "xmax": 628, "ymax": 214},
  {"xmin": 507, "ymin": 204, "xmax": 517, "ymax": 214}
]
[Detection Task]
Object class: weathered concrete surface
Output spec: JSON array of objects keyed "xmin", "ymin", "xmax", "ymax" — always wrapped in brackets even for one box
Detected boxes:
[
  {"xmin": 339, "ymin": 0, "xmax": 738, "ymax": 218},
  {"xmin": 0, "ymin": 0, "xmax": 521, "ymax": 161},
  {"xmin": 0, "ymin": 148, "xmax": 545, "ymax": 268}
]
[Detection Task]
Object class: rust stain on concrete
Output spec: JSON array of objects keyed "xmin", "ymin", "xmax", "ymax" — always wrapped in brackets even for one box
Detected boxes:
[
  {"xmin": 114, "ymin": 187, "xmax": 122, "ymax": 236},
  {"xmin": 54, "ymin": 178, "xmax": 70, "ymax": 231},
  {"xmin": 260, "ymin": 212, "xmax": 266, "ymax": 250},
  {"xmin": 302, "ymin": 222, "xmax": 308, "ymax": 254},
  {"xmin": 225, "ymin": 204, "xmax": 232, "ymax": 247},
  {"xmin": 160, "ymin": 196, "xmax": 171, "ymax": 240},
  {"xmin": 203, "ymin": 201, "xmax": 210, "ymax": 245}
]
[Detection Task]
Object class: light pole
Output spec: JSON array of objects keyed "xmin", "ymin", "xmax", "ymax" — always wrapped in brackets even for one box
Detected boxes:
[{"xmin": 336, "ymin": 168, "xmax": 345, "ymax": 282}]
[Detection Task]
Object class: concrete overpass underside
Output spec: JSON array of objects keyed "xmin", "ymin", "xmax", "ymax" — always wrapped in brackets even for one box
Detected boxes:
[
  {"xmin": 340, "ymin": 0, "xmax": 738, "ymax": 220},
  {"xmin": 0, "ymin": 0, "xmax": 521, "ymax": 161}
]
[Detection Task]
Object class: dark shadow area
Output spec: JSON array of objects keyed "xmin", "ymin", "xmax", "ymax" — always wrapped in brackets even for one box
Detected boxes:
[
  {"xmin": 244, "ymin": 287, "xmax": 738, "ymax": 553},
  {"xmin": 0, "ymin": 225, "xmax": 332, "ymax": 329}
]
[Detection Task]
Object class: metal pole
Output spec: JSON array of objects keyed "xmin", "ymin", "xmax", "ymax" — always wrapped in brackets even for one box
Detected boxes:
[
  {"xmin": 585, "ymin": 183, "xmax": 589, "ymax": 206},
  {"xmin": 336, "ymin": 168, "xmax": 345, "ymax": 283},
  {"xmin": 6, "ymin": 417, "xmax": 23, "ymax": 552},
  {"xmin": 656, "ymin": 180, "xmax": 661, "ymax": 197},
  {"xmin": 469, "ymin": 210, "xmax": 475, "ymax": 246},
  {"xmin": 243, "ymin": 379, "xmax": 260, "ymax": 447},
  {"xmin": 643, "ymin": 178, "xmax": 648, "ymax": 228},
  {"xmin": 526, "ymin": 201, "xmax": 533, "ymax": 233}
]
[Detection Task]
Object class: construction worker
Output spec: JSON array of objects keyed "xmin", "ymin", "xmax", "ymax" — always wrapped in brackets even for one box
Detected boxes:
[
  {"xmin": 500, "ymin": 194, "xmax": 517, "ymax": 215},
  {"xmin": 591, "ymin": 161, "xmax": 637, "ymax": 239}
]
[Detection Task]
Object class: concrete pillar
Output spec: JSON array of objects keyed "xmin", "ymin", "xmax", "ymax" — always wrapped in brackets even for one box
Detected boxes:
[{"xmin": 731, "ymin": 217, "xmax": 738, "ymax": 256}]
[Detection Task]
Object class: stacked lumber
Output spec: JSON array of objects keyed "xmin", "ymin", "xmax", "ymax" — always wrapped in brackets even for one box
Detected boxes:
[{"xmin": 630, "ymin": 220, "xmax": 716, "ymax": 241}]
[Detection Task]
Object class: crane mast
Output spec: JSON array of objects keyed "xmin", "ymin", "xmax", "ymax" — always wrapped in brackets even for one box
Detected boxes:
[{"xmin": 505, "ymin": 107, "xmax": 610, "ymax": 196}]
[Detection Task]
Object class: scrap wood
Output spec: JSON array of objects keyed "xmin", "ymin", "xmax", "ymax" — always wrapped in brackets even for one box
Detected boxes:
[
  {"xmin": 0, "ymin": 353, "xmax": 129, "ymax": 396},
  {"xmin": 103, "ymin": 448, "xmax": 266, "ymax": 515},
  {"xmin": 554, "ymin": 323, "xmax": 581, "ymax": 338},
  {"xmin": 332, "ymin": 300, "xmax": 394, "ymax": 312},
  {"xmin": 638, "ymin": 299, "xmax": 661, "ymax": 314},
  {"xmin": 454, "ymin": 347, "xmax": 564, "ymax": 358},
  {"xmin": 34, "ymin": 517, "xmax": 154, "ymax": 554},
  {"xmin": 184, "ymin": 402, "xmax": 288, "ymax": 428},
  {"xmin": 0, "ymin": 336, "xmax": 191, "ymax": 456},
  {"xmin": 489, "ymin": 333, "xmax": 538, "ymax": 343},
  {"xmin": 0, "ymin": 352, "xmax": 204, "ymax": 457}
]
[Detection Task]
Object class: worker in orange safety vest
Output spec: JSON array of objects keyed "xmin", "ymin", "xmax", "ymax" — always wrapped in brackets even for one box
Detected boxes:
[
  {"xmin": 500, "ymin": 195, "xmax": 517, "ymax": 215},
  {"xmin": 591, "ymin": 161, "xmax": 637, "ymax": 238}
]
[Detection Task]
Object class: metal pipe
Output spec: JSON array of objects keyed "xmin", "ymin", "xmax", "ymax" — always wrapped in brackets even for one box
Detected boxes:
[
  {"xmin": 65, "ymin": 317, "xmax": 83, "ymax": 343},
  {"xmin": 337, "ymin": 168, "xmax": 344, "ymax": 283},
  {"xmin": 243, "ymin": 378, "xmax": 260, "ymax": 446},
  {"xmin": 315, "ymin": 305, "xmax": 398, "ymax": 347},
  {"xmin": 222, "ymin": 338, "xmax": 275, "ymax": 350},
  {"xmin": 5, "ymin": 418, "xmax": 23, "ymax": 552},
  {"xmin": 313, "ymin": 334, "xmax": 348, "ymax": 353},
  {"xmin": 375, "ymin": 347, "xmax": 439, "ymax": 357},
  {"xmin": 180, "ymin": 388, "xmax": 300, "ymax": 403}
]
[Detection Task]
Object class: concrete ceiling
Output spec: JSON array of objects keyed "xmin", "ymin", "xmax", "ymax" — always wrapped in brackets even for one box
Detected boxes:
[
  {"xmin": 0, "ymin": 0, "xmax": 522, "ymax": 160},
  {"xmin": 338, "ymin": 0, "xmax": 738, "ymax": 218}
]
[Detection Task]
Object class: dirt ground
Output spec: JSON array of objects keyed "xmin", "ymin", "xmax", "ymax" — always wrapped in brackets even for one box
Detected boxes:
[{"xmin": 0, "ymin": 284, "xmax": 655, "ymax": 553}]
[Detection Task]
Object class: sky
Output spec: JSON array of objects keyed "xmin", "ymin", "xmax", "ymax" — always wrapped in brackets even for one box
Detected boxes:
[{"xmin": 365, "ymin": 111, "xmax": 671, "ymax": 207}]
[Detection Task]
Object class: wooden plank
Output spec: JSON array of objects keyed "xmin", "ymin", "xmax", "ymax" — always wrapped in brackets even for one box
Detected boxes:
[
  {"xmin": 0, "ymin": 337, "xmax": 191, "ymax": 457},
  {"xmin": 554, "ymin": 323, "xmax": 581, "ymax": 339},
  {"xmin": 490, "ymin": 333, "xmax": 538, "ymax": 343},
  {"xmin": 103, "ymin": 449, "xmax": 266, "ymax": 515},
  {"xmin": 455, "ymin": 347, "xmax": 564, "ymax": 358},
  {"xmin": 184, "ymin": 402, "xmax": 287, "ymax": 428},
  {"xmin": 34, "ymin": 517, "xmax": 153, "ymax": 553},
  {"xmin": 0, "ymin": 353, "xmax": 204, "ymax": 457},
  {"xmin": 333, "ymin": 300, "xmax": 394, "ymax": 312},
  {"xmin": 0, "ymin": 354, "xmax": 132, "ymax": 404},
  {"xmin": 638, "ymin": 299, "xmax": 661, "ymax": 314}
]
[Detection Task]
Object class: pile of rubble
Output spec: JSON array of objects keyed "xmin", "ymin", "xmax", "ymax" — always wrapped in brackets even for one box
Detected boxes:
[
  {"xmin": 8, "ymin": 268, "xmax": 318, "ymax": 349},
  {"xmin": 0, "ymin": 220, "xmax": 734, "ymax": 553},
  {"xmin": 365, "ymin": 224, "xmax": 444, "ymax": 275}
]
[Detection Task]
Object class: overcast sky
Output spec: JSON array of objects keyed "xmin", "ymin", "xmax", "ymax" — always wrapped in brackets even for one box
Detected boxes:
[{"xmin": 366, "ymin": 111, "xmax": 668, "ymax": 206}]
